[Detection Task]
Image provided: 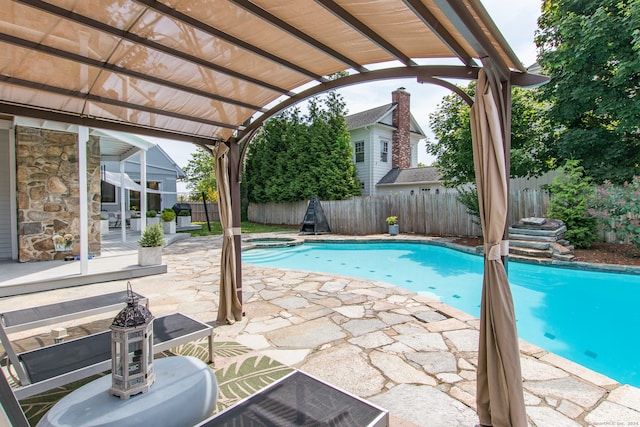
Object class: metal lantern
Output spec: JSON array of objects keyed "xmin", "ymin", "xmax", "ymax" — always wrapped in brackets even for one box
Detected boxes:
[{"xmin": 110, "ymin": 283, "xmax": 155, "ymax": 399}]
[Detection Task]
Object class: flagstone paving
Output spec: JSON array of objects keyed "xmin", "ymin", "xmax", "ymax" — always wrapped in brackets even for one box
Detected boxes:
[{"xmin": 2, "ymin": 234, "xmax": 640, "ymax": 426}]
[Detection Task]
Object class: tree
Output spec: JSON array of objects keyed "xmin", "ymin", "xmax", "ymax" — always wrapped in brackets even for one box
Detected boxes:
[
  {"xmin": 536, "ymin": 0, "xmax": 640, "ymax": 184},
  {"xmin": 182, "ymin": 147, "xmax": 217, "ymax": 201},
  {"xmin": 547, "ymin": 160, "xmax": 598, "ymax": 248},
  {"xmin": 245, "ymin": 92, "xmax": 361, "ymax": 203},
  {"xmin": 427, "ymin": 82, "xmax": 554, "ymax": 188}
]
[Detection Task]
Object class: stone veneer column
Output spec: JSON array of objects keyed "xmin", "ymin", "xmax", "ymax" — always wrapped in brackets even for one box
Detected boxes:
[
  {"xmin": 15, "ymin": 126, "xmax": 102, "ymax": 262},
  {"xmin": 391, "ymin": 87, "xmax": 411, "ymax": 169}
]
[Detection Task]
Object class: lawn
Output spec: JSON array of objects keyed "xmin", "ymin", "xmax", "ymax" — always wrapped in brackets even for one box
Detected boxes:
[{"xmin": 184, "ymin": 221, "xmax": 297, "ymax": 237}]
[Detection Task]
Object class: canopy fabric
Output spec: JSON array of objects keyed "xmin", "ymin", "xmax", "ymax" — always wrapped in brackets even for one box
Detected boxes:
[
  {"xmin": 0, "ymin": 0, "xmax": 539, "ymax": 145},
  {"xmin": 214, "ymin": 143, "xmax": 242, "ymax": 324},
  {"xmin": 102, "ymin": 170, "xmax": 176, "ymax": 195},
  {"xmin": 471, "ymin": 68, "xmax": 526, "ymax": 427}
]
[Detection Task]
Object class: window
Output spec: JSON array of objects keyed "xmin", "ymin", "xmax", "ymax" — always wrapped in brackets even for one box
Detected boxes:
[
  {"xmin": 380, "ymin": 140, "xmax": 388, "ymax": 162},
  {"xmin": 354, "ymin": 141, "xmax": 364, "ymax": 163},
  {"xmin": 129, "ymin": 182, "xmax": 161, "ymax": 212},
  {"xmin": 101, "ymin": 181, "xmax": 116, "ymax": 203}
]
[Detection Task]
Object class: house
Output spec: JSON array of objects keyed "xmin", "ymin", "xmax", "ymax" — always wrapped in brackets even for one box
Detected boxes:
[
  {"xmin": 345, "ymin": 88, "xmax": 557, "ymax": 196},
  {"xmin": 100, "ymin": 145, "xmax": 186, "ymax": 218},
  {"xmin": 0, "ymin": 117, "xmax": 185, "ymax": 263},
  {"xmin": 345, "ymin": 87, "xmax": 427, "ymax": 196}
]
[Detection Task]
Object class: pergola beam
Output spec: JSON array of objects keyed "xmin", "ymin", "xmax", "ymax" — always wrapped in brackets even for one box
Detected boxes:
[
  {"xmin": 0, "ymin": 76, "xmax": 241, "ymax": 131},
  {"xmin": 134, "ymin": 0, "xmax": 327, "ymax": 82},
  {"xmin": 434, "ymin": 0, "xmax": 515, "ymax": 80},
  {"xmin": 0, "ymin": 33, "xmax": 267, "ymax": 113},
  {"xmin": 314, "ymin": 0, "xmax": 417, "ymax": 67},
  {"xmin": 402, "ymin": 0, "xmax": 478, "ymax": 68},
  {"xmin": 0, "ymin": 101, "xmax": 221, "ymax": 147},
  {"xmin": 16, "ymin": 0, "xmax": 294, "ymax": 96},
  {"xmin": 229, "ymin": 0, "xmax": 369, "ymax": 73}
]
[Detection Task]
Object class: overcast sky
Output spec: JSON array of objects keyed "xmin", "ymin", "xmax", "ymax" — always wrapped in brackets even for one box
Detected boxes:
[{"xmin": 154, "ymin": 0, "xmax": 542, "ymax": 180}]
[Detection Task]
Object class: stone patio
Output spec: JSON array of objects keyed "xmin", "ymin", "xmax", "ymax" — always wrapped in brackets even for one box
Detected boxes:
[{"xmin": 1, "ymin": 234, "xmax": 639, "ymax": 426}]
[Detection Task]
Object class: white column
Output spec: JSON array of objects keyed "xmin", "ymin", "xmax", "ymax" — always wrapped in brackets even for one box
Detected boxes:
[
  {"xmin": 78, "ymin": 126, "xmax": 89, "ymax": 275},
  {"xmin": 140, "ymin": 150, "xmax": 147, "ymax": 233},
  {"xmin": 120, "ymin": 161, "xmax": 127, "ymax": 242}
]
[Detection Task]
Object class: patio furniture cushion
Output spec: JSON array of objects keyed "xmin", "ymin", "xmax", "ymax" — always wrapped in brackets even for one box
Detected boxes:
[{"xmin": 1, "ymin": 291, "xmax": 147, "ymax": 332}]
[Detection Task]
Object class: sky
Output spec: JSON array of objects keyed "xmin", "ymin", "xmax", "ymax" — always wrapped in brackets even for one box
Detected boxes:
[{"xmin": 153, "ymin": 0, "xmax": 542, "ymax": 189}]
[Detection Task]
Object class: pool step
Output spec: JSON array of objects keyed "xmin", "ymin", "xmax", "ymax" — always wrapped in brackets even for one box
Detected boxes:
[
  {"xmin": 510, "ymin": 245, "xmax": 553, "ymax": 258},
  {"xmin": 508, "ymin": 218, "xmax": 575, "ymax": 262}
]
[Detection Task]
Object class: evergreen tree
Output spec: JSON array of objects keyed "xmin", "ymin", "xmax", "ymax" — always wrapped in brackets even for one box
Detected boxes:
[{"xmin": 245, "ymin": 91, "xmax": 360, "ymax": 203}]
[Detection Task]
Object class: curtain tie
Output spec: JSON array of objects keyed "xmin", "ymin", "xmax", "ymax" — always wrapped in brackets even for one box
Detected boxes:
[
  {"xmin": 224, "ymin": 227, "xmax": 241, "ymax": 237},
  {"xmin": 485, "ymin": 240, "xmax": 509, "ymax": 260}
]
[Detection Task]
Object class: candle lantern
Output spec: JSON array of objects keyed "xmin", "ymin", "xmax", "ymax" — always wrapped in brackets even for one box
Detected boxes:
[{"xmin": 110, "ymin": 282, "xmax": 155, "ymax": 399}]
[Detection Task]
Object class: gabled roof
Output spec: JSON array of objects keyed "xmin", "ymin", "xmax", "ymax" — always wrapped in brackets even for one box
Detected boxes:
[
  {"xmin": 377, "ymin": 166, "xmax": 442, "ymax": 186},
  {"xmin": 345, "ymin": 104, "xmax": 394, "ymax": 130},
  {"xmin": 153, "ymin": 145, "xmax": 187, "ymax": 179},
  {"xmin": 345, "ymin": 103, "xmax": 425, "ymax": 136}
]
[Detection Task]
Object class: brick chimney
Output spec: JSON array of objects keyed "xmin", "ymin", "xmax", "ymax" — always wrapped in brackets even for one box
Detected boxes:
[{"xmin": 391, "ymin": 87, "xmax": 411, "ymax": 169}]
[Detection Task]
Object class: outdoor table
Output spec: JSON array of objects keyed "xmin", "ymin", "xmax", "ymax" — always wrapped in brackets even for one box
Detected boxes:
[
  {"xmin": 197, "ymin": 370, "xmax": 388, "ymax": 426},
  {"xmin": 37, "ymin": 356, "xmax": 217, "ymax": 427}
]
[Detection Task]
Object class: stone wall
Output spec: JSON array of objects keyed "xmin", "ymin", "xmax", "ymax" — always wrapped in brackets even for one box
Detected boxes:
[{"xmin": 16, "ymin": 126, "xmax": 101, "ymax": 262}]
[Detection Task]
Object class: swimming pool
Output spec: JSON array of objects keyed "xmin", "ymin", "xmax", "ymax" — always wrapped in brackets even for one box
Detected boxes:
[{"xmin": 242, "ymin": 241, "xmax": 640, "ymax": 387}]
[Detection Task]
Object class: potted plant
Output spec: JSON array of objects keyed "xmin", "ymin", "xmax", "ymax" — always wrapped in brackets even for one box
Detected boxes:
[
  {"xmin": 177, "ymin": 209, "xmax": 191, "ymax": 228},
  {"xmin": 138, "ymin": 224, "xmax": 165, "ymax": 266},
  {"xmin": 161, "ymin": 208, "xmax": 176, "ymax": 234},
  {"xmin": 99, "ymin": 211, "xmax": 110, "ymax": 234},
  {"xmin": 386, "ymin": 216, "xmax": 399, "ymax": 236},
  {"xmin": 130, "ymin": 208, "xmax": 142, "ymax": 231},
  {"xmin": 53, "ymin": 233, "xmax": 75, "ymax": 251},
  {"xmin": 146, "ymin": 210, "xmax": 159, "ymax": 226}
]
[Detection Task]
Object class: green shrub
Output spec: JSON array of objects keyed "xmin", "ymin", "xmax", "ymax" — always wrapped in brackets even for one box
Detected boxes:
[
  {"xmin": 178, "ymin": 209, "xmax": 190, "ymax": 216},
  {"xmin": 139, "ymin": 224, "xmax": 165, "ymax": 247},
  {"xmin": 146, "ymin": 210, "xmax": 157, "ymax": 217},
  {"xmin": 161, "ymin": 209, "xmax": 176, "ymax": 222},
  {"xmin": 386, "ymin": 216, "xmax": 398, "ymax": 225},
  {"xmin": 456, "ymin": 186, "xmax": 480, "ymax": 226},
  {"xmin": 590, "ymin": 176, "xmax": 640, "ymax": 250},
  {"xmin": 547, "ymin": 160, "xmax": 598, "ymax": 248}
]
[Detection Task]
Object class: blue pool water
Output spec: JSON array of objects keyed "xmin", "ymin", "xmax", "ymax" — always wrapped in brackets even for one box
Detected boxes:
[{"xmin": 243, "ymin": 242, "xmax": 640, "ymax": 387}]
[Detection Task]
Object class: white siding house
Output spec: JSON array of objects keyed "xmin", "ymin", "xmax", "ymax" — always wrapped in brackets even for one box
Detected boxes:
[{"xmin": 346, "ymin": 88, "xmax": 425, "ymax": 196}]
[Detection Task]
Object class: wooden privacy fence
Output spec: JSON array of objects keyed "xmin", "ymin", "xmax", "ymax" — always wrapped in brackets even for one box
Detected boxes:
[
  {"xmin": 248, "ymin": 190, "xmax": 551, "ymax": 237},
  {"xmin": 187, "ymin": 202, "xmax": 220, "ymax": 222}
]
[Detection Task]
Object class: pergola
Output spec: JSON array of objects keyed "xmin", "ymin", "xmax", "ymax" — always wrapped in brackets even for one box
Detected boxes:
[{"xmin": 0, "ymin": 1, "xmax": 546, "ymax": 426}]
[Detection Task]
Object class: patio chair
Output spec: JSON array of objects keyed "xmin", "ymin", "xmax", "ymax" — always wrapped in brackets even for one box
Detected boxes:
[
  {"xmin": 0, "ymin": 364, "xmax": 29, "ymax": 427},
  {"xmin": 0, "ymin": 290, "xmax": 148, "ymax": 385},
  {"xmin": 10, "ymin": 312, "xmax": 214, "ymax": 399}
]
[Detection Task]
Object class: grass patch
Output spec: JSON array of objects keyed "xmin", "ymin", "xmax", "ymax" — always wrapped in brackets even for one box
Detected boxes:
[{"xmin": 183, "ymin": 221, "xmax": 297, "ymax": 237}]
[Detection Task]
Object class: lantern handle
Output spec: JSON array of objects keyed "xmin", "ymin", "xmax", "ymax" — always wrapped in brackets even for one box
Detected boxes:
[{"xmin": 126, "ymin": 281, "xmax": 137, "ymax": 306}]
